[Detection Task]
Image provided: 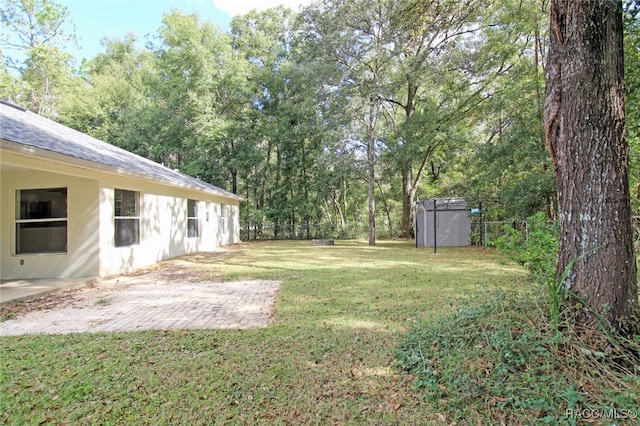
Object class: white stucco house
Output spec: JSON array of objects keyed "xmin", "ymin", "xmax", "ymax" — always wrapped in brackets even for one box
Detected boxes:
[{"xmin": 0, "ymin": 100, "xmax": 242, "ymax": 281}]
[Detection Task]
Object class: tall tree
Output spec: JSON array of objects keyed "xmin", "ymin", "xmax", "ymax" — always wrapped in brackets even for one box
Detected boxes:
[
  {"xmin": 59, "ymin": 35, "xmax": 158, "ymax": 156},
  {"xmin": 386, "ymin": 0, "xmax": 486, "ymax": 238},
  {"xmin": 0, "ymin": 0, "xmax": 75, "ymax": 56},
  {"xmin": 231, "ymin": 7, "xmax": 319, "ymax": 234},
  {"xmin": 0, "ymin": 0, "xmax": 77, "ymax": 114},
  {"xmin": 545, "ymin": 0, "xmax": 637, "ymax": 329},
  {"xmin": 301, "ymin": 0, "xmax": 400, "ymax": 245},
  {"xmin": 624, "ymin": 1, "xmax": 640, "ymax": 208},
  {"xmin": 469, "ymin": 0, "xmax": 555, "ymax": 220}
]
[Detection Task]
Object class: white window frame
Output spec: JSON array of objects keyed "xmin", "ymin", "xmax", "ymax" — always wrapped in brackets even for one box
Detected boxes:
[
  {"xmin": 114, "ymin": 189, "xmax": 140, "ymax": 247},
  {"xmin": 220, "ymin": 203, "xmax": 226, "ymax": 234},
  {"xmin": 187, "ymin": 199, "xmax": 199, "ymax": 238},
  {"xmin": 15, "ymin": 187, "xmax": 68, "ymax": 254}
]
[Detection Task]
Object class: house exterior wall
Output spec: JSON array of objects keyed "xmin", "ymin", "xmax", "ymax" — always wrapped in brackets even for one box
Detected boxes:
[
  {"xmin": 1, "ymin": 150, "xmax": 241, "ymax": 280},
  {"xmin": 96, "ymin": 183, "xmax": 240, "ymax": 277},
  {"xmin": 1, "ymin": 169, "xmax": 100, "ymax": 279}
]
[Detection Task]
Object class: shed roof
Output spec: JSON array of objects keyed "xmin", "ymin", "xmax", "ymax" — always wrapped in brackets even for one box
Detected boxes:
[
  {"xmin": 0, "ymin": 101, "xmax": 241, "ymax": 201},
  {"xmin": 416, "ymin": 197, "xmax": 468, "ymax": 210}
]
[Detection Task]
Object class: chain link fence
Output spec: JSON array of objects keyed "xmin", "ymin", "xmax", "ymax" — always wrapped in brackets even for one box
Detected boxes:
[
  {"xmin": 240, "ymin": 222, "xmax": 368, "ymax": 241},
  {"xmin": 243, "ymin": 217, "xmax": 640, "ymax": 249},
  {"xmin": 477, "ymin": 217, "xmax": 640, "ymax": 250},
  {"xmin": 471, "ymin": 221, "xmax": 529, "ymax": 247}
]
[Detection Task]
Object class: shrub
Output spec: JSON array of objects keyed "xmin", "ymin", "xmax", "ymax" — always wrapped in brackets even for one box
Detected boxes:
[
  {"xmin": 494, "ymin": 212, "xmax": 559, "ymax": 285},
  {"xmin": 395, "ymin": 290, "xmax": 640, "ymax": 424}
]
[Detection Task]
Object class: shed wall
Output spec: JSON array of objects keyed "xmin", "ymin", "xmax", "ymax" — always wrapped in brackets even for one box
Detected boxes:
[
  {"xmin": 415, "ymin": 199, "xmax": 471, "ymax": 247},
  {"xmin": 423, "ymin": 210, "xmax": 471, "ymax": 247}
]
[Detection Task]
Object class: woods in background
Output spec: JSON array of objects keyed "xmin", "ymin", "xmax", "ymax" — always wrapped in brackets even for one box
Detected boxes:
[{"xmin": 1, "ymin": 0, "xmax": 639, "ymax": 244}]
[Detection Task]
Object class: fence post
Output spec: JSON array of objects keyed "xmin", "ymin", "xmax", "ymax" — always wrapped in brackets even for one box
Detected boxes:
[
  {"xmin": 483, "ymin": 221, "xmax": 487, "ymax": 247},
  {"xmin": 433, "ymin": 200, "xmax": 437, "ymax": 254}
]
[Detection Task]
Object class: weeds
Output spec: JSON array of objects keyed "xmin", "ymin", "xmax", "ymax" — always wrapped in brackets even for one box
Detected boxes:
[
  {"xmin": 395, "ymin": 290, "xmax": 640, "ymax": 424},
  {"xmin": 494, "ymin": 212, "xmax": 559, "ymax": 285}
]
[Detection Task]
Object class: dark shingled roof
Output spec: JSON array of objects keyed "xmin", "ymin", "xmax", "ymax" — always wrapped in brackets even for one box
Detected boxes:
[{"xmin": 0, "ymin": 101, "xmax": 242, "ymax": 201}]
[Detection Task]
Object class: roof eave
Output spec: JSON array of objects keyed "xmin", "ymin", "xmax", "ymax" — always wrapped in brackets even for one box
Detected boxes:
[{"xmin": 0, "ymin": 139, "xmax": 244, "ymax": 202}]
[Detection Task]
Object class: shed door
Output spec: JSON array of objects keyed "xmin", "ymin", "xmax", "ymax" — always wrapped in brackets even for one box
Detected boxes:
[{"xmin": 416, "ymin": 207, "xmax": 427, "ymax": 247}]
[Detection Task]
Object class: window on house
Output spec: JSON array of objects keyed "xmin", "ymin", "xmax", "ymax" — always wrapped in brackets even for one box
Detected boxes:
[
  {"xmin": 114, "ymin": 189, "xmax": 139, "ymax": 247},
  {"xmin": 15, "ymin": 188, "xmax": 68, "ymax": 254},
  {"xmin": 220, "ymin": 204, "xmax": 226, "ymax": 233},
  {"xmin": 187, "ymin": 199, "xmax": 199, "ymax": 238}
]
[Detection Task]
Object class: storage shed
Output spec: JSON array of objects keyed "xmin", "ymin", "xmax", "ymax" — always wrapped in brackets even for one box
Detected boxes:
[{"xmin": 415, "ymin": 198, "xmax": 470, "ymax": 247}]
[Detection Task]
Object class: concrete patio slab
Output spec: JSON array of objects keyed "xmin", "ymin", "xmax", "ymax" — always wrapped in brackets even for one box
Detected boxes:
[{"xmin": 0, "ymin": 277, "xmax": 96, "ymax": 305}]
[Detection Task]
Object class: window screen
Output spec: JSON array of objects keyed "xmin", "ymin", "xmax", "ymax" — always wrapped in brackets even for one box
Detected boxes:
[
  {"xmin": 16, "ymin": 188, "xmax": 67, "ymax": 254},
  {"xmin": 115, "ymin": 189, "xmax": 140, "ymax": 247},
  {"xmin": 187, "ymin": 199, "xmax": 199, "ymax": 238}
]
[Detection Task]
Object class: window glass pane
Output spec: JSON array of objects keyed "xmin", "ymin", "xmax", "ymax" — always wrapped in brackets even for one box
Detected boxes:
[
  {"xmin": 188, "ymin": 218, "xmax": 198, "ymax": 238},
  {"xmin": 18, "ymin": 188, "xmax": 67, "ymax": 219},
  {"xmin": 188, "ymin": 199, "xmax": 197, "ymax": 217},
  {"xmin": 115, "ymin": 218, "xmax": 139, "ymax": 247},
  {"xmin": 187, "ymin": 200, "xmax": 198, "ymax": 237},
  {"xmin": 115, "ymin": 189, "xmax": 137, "ymax": 217},
  {"xmin": 16, "ymin": 221, "xmax": 67, "ymax": 253}
]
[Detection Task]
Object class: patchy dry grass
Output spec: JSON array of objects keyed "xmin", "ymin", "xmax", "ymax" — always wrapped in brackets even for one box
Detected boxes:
[{"xmin": 1, "ymin": 240, "xmax": 528, "ymax": 425}]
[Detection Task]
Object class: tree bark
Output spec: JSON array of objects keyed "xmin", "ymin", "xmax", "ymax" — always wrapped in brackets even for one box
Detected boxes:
[
  {"xmin": 367, "ymin": 96, "xmax": 377, "ymax": 246},
  {"xmin": 399, "ymin": 83, "xmax": 418, "ymax": 239},
  {"xmin": 400, "ymin": 169, "xmax": 414, "ymax": 239},
  {"xmin": 545, "ymin": 0, "xmax": 637, "ymax": 329}
]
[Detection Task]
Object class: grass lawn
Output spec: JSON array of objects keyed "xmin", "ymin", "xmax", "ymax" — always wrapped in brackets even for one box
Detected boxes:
[{"xmin": 1, "ymin": 240, "xmax": 537, "ymax": 424}]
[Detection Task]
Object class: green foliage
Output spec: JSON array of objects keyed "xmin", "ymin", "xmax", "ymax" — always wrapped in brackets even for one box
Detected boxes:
[
  {"xmin": 0, "ymin": 0, "xmax": 76, "ymax": 55},
  {"xmin": 495, "ymin": 212, "xmax": 558, "ymax": 285},
  {"xmin": 0, "ymin": 0, "xmax": 79, "ymax": 114},
  {"xmin": 1, "ymin": 0, "xmax": 635, "ymax": 248},
  {"xmin": 21, "ymin": 43, "xmax": 75, "ymax": 115},
  {"xmin": 395, "ymin": 290, "xmax": 640, "ymax": 424},
  {"xmin": 465, "ymin": 0, "xmax": 556, "ymax": 219},
  {"xmin": 625, "ymin": 4, "xmax": 640, "ymax": 210},
  {"xmin": 0, "ymin": 55, "xmax": 20, "ymax": 99},
  {"xmin": 59, "ymin": 35, "xmax": 159, "ymax": 158},
  {"xmin": 493, "ymin": 212, "xmax": 567, "ymax": 335},
  {"xmin": 4, "ymin": 0, "xmax": 564, "ymax": 240}
]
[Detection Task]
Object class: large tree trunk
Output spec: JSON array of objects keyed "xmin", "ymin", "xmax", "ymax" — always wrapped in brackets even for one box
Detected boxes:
[
  {"xmin": 400, "ymin": 169, "xmax": 414, "ymax": 239},
  {"xmin": 545, "ymin": 0, "xmax": 637, "ymax": 329},
  {"xmin": 367, "ymin": 97, "xmax": 377, "ymax": 246},
  {"xmin": 399, "ymin": 83, "xmax": 418, "ymax": 239}
]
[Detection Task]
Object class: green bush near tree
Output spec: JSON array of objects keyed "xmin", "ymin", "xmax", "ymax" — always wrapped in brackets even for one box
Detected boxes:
[
  {"xmin": 494, "ymin": 212, "xmax": 559, "ymax": 285},
  {"xmin": 395, "ymin": 289, "xmax": 639, "ymax": 424},
  {"xmin": 396, "ymin": 214, "xmax": 639, "ymax": 424}
]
